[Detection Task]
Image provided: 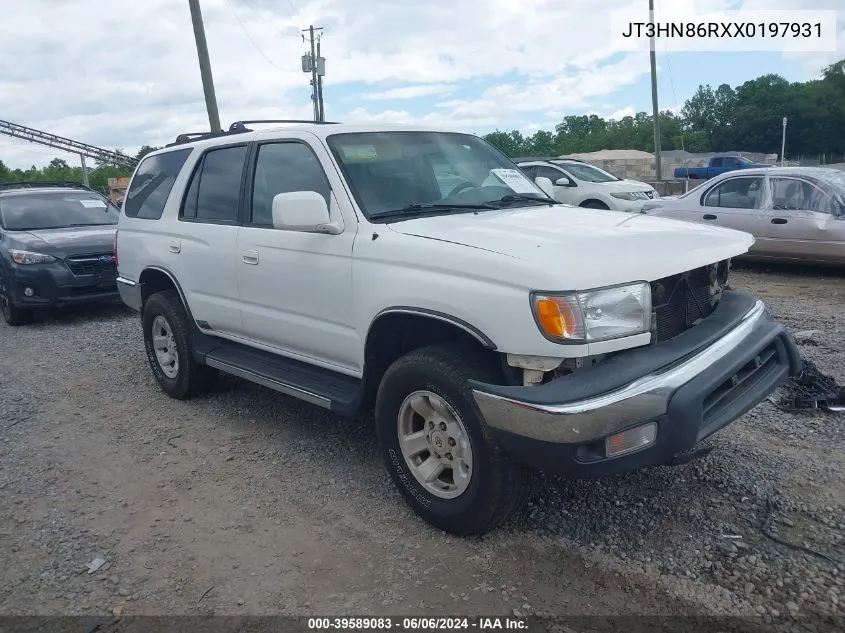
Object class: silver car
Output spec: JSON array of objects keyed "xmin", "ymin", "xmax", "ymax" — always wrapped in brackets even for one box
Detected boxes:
[{"xmin": 642, "ymin": 167, "xmax": 845, "ymax": 265}]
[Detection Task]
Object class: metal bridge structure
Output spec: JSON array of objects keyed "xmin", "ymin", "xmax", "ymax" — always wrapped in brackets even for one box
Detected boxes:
[{"xmin": 0, "ymin": 119, "xmax": 138, "ymax": 186}]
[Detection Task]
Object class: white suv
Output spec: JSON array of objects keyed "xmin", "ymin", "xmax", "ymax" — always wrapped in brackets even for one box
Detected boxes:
[
  {"xmin": 515, "ymin": 157, "xmax": 658, "ymax": 212},
  {"xmin": 115, "ymin": 120, "xmax": 800, "ymax": 535}
]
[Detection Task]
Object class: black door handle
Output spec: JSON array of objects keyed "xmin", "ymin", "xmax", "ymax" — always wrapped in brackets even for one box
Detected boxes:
[
  {"xmin": 703, "ymin": 214, "xmax": 717, "ymax": 220},
  {"xmin": 771, "ymin": 218, "xmax": 787, "ymax": 224}
]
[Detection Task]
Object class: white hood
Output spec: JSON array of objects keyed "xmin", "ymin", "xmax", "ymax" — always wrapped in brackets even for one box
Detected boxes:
[
  {"xmin": 386, "ymin": 205, "xmax": 753, "ymax": 289},
  {"xmin": 603, "ymin": 178, "xmax": 654, "ymax": 192}
]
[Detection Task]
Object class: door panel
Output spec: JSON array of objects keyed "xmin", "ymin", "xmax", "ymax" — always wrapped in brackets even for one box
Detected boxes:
[
  {"xmin": 759, "ymin": 176, "xmax": 845, "ymax": 262},
  {"xmin": 236, "ymin": 139, "xmax": 359, "ymax": 372},
  {"xmin": 171, "ymin": 145, "xmax": 247, "ymax": 336},
  {"xmin": 537, "ymin": 165, "xmax": 577, "ymax": 205},
  {"xmin": 698, "ymin": 176, "xmax": 767, "ymax": 251}
]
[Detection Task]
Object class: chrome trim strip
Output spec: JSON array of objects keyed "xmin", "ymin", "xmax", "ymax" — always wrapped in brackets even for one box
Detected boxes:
[
  {"xmin": 472, "ymin": 300, "xmax": 767, "ymax": 444},
  {"xmin": 116, "ymin": 276, "xmax": 137, "ymax": 287},
  {"xmin": 205, "ymin": 357, "xmax": 332, "ymax": 409}
]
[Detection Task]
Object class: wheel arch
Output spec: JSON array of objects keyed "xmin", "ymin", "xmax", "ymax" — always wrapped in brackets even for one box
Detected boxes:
[
  {"xmin": 362, "ymin": 308, "xmax": 499, "ymax": 410},
  {"xmin": 139, "ymin": 266, "xmax": 190, "ymax": 314}
]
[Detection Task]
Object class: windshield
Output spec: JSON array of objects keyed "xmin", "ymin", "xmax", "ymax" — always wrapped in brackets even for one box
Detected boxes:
[
  {"xmin": 0, "ymin": 191, "xmax": 119, "ymax": 230},
  {"xmin": 737, "ymin": 155, "xmax": 753, "ymax": 165},
  {"xmin": 554, "ymin": 161, "xmax": 620, "ymax": 183},
  {"xmin": 326, "ymin": 131, "xmax": 549, "ymax": 219}
]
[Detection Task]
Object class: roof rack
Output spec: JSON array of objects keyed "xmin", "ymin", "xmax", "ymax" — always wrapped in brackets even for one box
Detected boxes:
[
  {"xmin": 165, "ymin": 119, "xmax": 341, "ymax": 147},
  {"xmin": 229, "ymin": 119, "xmax": 340, "ymax": 131},
  {"xmin": 0, "ymin": 180, "xmax": 97, "ymax": 193}
]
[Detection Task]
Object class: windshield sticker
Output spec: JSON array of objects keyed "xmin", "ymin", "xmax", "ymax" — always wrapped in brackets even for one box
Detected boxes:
[
  {"xmin": 491, "ymin": 168, "xmax": 538, "ymax": 194},
  {"xmin": 341, "ymin": 144, "xmax": 378, "ymax": 161},
  {"xmin": 80, "ymin": 199, "xmax": 107, "ymax": 209}
]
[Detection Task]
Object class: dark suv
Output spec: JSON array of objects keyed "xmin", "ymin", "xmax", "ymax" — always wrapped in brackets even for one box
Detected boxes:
[{"xmin": 0, "ymin": 182, "xmax": 121, "ymax": 325}]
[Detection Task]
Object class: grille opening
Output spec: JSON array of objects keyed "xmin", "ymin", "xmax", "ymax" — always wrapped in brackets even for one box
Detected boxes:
[
  {"xmin": 650, "ymin": 263, "xmax": 724, "ymax": 343},
  {"xmin": 65, "ymin": 254, "xmax": 117, "ymax": 280},
  {"xmin": 698, "ymin": 344, "xmax": 779, "ymax": 440}
]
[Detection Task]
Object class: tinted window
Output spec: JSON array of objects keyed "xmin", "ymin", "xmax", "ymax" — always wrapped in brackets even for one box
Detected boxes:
[
  {"xmin": 124, "ymin": 149, "xmax": 191, "ymax": 219},
  {"xmin": 703, "ymin": 177, "xmax": 764, "ymax": 209},
  {"xmin": 251, "ymin": 142, "xmax": 331, "ymax": 225},
  {"xmin": 0, "ymin": 191, "xmax": 120, "ymax": 230},
  {"xmin": 536, "ymin": 166, "xmax": 565, "ymax": 182},
  {"xmin": 518, "ymin": 165, "xmax": 536, "ymax": 179},
  {"xmin": 195, "ymin": 145, "xmax": 247, "ymax": 222},
  {"xmin": 556, "ymin": 162, "xmax": 618, "ymax": 183},
  {"xmin": 180, "ymin": 162, "xmax": 201, "ymax": 220}
]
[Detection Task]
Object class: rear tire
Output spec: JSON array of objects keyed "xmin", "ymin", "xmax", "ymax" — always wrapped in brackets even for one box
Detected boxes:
[
  {"xmin": 0, "ymin": 273, "xmax": 34, "ymax": 326},
  {"xmin": 375, "ymin": 344, "xmax": 533, "ymax": 535},
  {"xmin": 142, "ymin": 290, "xmax": 217, "ymax": 399}
]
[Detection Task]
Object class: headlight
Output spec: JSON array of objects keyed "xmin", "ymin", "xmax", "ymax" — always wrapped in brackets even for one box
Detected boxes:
[
  {"xmin": 611, "ymin": 191, "xmax": 649, "ymax": 201},
  {"xmin": 531, "ymin": 282, "xmax": 651, "ymax": 343},
  {"xmin": 9, "ymin": 249, "xmax": 57, "ymax": 265}
]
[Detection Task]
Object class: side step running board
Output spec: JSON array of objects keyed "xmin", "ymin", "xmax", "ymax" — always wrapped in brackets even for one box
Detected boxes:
[{"xmin": 203, "ymin": 343, "xmax": 363, "ymax": 417}]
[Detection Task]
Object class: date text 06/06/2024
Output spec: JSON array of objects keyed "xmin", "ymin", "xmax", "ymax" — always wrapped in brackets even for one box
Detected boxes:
[{"xmin": 307, "ymin": 617, "xmax": 529, "ymax": 630}]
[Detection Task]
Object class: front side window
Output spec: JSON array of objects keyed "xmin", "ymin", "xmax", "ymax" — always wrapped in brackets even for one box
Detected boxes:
[
  {"xmin": 125, "ymin": 149, "xmax": 191, "ymax": 220},
  {"xmin": 326, "ymin": 132, "xmax": 547, "ymax": 219},
  {"xmin": 703, "ymin": 177, "xmax": 764, "ymax": 210},
  {"xmin": 0, "ymin": 191, "xmax": 120, "ymax": 230},
  {"xmin": 554, "ymin": 162, "xmax": 618, "ymax": 183},
  {"xmin": 250, "ymin": 142, "xmax": 331, "ymax": 225},
  {"xmin": 536, "ymin": 166, "xmax": 566, "ymax": 182},
  {"xmin": 193, "ymin": 145, "xmax": 247, "ymax": 223}
]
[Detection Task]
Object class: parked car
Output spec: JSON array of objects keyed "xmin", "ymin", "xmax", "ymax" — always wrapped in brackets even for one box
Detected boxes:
[
  {"xmin": 642, "ymin": 167, "xmax": 845, "ymax": 265},
  {"xmin": 115, "ymin": 121, "xmax": 800, "ymax": 535},
  {"xmin": 514, "ymin": 157, "xmax": 657, "ymax": 212},
  {"xmin": 674, "ymin": 155, "xmax": 772, "ymax": 180},
  {"xmin": 0, "ymin": 181, "xmax": 120, "ymax": 325}
]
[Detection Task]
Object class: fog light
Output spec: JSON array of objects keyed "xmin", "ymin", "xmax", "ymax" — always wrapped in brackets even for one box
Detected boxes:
[
  {"xmin": 24, "ymin": 287, "xmax": 34, "ymax": 297},
  {"xmin": 605, "ymin": 422, "xmax": 657, "ymax": 458}
]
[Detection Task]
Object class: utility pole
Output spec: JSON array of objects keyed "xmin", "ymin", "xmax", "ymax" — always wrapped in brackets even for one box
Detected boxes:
[
  {"xmin": 780, "ymin": 117, "xmax": 787, "ymax": 166},
  {"xmin": 648, "ymin": 0, "xmax": 662, "ymax": 181},
  {"xmin": 188, "ymin": 0, "xmax": 221, "ymax": 132},
  {"xmin": 301, "ymin": 25, "xmax": 324, "ymax": 122},
  {"xmin": 316, "ymin": 37, "xmax": 325, "ymax": 122},
  {"xmin": 80, "ymin": 155, "xmax": 89, "ymax": 187}
]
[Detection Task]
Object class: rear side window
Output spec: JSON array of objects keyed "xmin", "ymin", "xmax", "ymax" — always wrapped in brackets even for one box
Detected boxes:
[
  {"xmin": 124, "ymin": 149, "xmax": 191, "ymax": 220},
  {"xmin": 182, "ymin": 145, "xmax": 247, "ymax": 223}
]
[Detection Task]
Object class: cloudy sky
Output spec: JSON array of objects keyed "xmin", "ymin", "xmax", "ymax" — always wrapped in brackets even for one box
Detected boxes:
[{"xmin": 0, "ymin": 0, "xmax": 841, "ymax": 169}]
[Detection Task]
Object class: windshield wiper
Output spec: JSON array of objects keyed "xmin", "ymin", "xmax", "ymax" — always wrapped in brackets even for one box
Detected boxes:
[
  {"xmin": 370, "ymin": 203, "xmax": 497, "ymax": 223},
  {"xmin": 490, "ymin": 194, "xmax": 557, "ymax": 207}
]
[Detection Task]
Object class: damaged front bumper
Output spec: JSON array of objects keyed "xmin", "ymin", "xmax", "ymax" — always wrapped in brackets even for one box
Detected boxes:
[{"xmin": 470, "ymin": 291, "xmax": 802, "ymax": 478}]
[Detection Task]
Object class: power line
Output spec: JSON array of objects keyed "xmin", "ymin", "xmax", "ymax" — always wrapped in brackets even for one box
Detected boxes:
[
  {"xmin": 656, "ymin": 0, "xmax": 684, "ymax": 152},
  {"xmin": 223, "ymin": 0, "xmax": 284, "ymax": 70}
]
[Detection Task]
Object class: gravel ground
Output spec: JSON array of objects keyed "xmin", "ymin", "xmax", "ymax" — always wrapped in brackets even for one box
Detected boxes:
[{"xmin": 0, "ymin": 263, "xmax": 843, "ymax": 627}]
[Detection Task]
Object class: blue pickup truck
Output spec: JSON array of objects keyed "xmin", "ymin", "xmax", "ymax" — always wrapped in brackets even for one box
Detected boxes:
[{"xmin": 674, "ymin": 155, "xmax": 773, "ymax": 180}]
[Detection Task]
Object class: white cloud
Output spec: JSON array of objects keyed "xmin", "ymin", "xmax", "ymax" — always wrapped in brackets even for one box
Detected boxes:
[
  {"xmin": 359, "ymin": 84, "xmax": 456, "ymax": 101},
  {"xmin": 0, "ymin": 0, "xmax": 838, "ymax": 168},
  {"xmin": 608, "ymin": 106, "xmax": 636, "ymax": 120}
]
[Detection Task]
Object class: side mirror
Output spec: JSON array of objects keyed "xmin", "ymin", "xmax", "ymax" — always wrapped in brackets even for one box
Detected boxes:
[
  {"xmin": 555, "ymin": 177, "xmax": 574, "ymax": 187},
  {"xmin": 534, "ymin": 177, "xmax": 555, "ymax": 198},
  {"xmin": 271, "ymin": 191, "xmax": 339, "ymax": 234}
]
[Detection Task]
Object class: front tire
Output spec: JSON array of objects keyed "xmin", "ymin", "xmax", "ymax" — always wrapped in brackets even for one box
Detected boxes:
[
  {"xmin": 142, "ymin": 290, "xmax": 217, "ymax": 399},
  {"xmin": 0, "ymin": 273, "xmax": 34, "ymax": 326},
  {"xmin": 580, "ymin": 200, "xmax": 609, "ymax": 210},
  {"xmin": 375, "ymin": 344, "xmax": 532, "ymax": 535}
]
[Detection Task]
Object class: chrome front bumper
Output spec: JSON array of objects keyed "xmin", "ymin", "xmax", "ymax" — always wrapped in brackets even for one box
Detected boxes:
[{"xmin": 472, "ymin": 299, "xmax": 791, "ymax": 446}]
